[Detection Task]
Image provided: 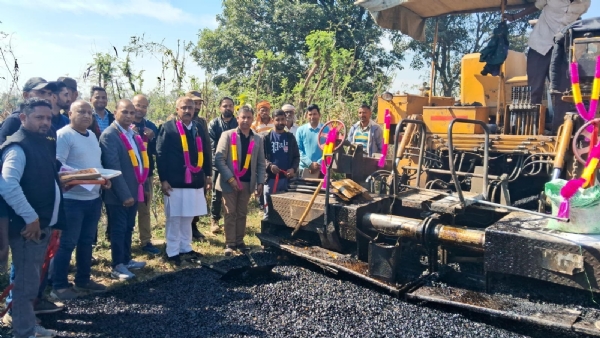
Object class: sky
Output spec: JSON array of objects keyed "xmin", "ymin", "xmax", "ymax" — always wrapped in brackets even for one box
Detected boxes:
[{"xmin": 0, "ymin": 0, "xmax": 599, "ymax": 98}]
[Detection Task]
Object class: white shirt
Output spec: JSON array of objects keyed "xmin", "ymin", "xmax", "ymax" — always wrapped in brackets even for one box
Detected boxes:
[
  {"xmin": 286, "ymin": 124, "xmax": 299, "ymax": 136},
  {"xmin": 115, "ymin": 123, "xmax": 143, "ymax": 175},
  {"xmin": 57, "ymin": 126, "xmax": 104, "ymax": 200},
  {"xmin": 528, "ymin": 0, "xmax": 591, "ymax": 55}
]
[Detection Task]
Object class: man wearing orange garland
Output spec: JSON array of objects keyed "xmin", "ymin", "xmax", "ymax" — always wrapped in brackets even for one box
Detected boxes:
[
  {"xmin": 156, "ymin": 97, "xmax": 212, "ymax": 266},
  {"xmin": 251, "ymin": 100, "xmax": 274, "ymax": 134},
  {"xmin": 215, "ymin": 106, "xmax": 266, "ymax": 256},
  {"xmin": 100, "ymin": 99, "xmax": 149, "ymax": 280}
]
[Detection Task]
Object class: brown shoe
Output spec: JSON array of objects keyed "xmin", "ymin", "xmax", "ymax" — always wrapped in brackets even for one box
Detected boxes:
[{"xmin": 210, "ymin": 219, "xmax": 223, "ymax": 235}]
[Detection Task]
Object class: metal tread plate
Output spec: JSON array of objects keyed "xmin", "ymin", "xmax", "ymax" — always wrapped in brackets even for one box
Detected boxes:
[{"xmin": 407, "ymin": 285, "xmax": 600, "ymax": 336}]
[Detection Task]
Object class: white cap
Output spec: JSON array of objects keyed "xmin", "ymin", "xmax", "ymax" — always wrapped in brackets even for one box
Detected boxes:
[{"xmin": 281, "ymin": 104, "xmax": 296, "ymax": 111}]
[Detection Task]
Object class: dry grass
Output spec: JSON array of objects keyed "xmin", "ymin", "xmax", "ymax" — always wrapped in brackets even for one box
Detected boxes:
[
  {"xmin": 0, "ymin": 189, "xmax": 266, "ymax": 297},
  {"xmin": 53, "ymin": 198, "xmax": 264, "ymax": 292}
]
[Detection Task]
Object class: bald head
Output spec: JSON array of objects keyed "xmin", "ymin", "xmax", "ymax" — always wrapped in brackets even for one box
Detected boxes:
[
  {"xmin": 176, "ymin": 96, "xmax": 195, "ymax": 124},
  {"xmin": 70, "ymin": 99, "xmax": 92, "ymax": 112},
  {"xmin": 132, "ymin": 94, "xmax": 149, "ymax": 120},
  {"xmin": 115, "ymin": 99, "xmax": 136, "ymax": 129},
  {"xmin": 69, "ymin": 100, "xmax": 94, "ymax": 132}
]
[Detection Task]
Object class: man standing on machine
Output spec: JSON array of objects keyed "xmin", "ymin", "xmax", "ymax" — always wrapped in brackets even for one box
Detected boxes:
[{"xmin": 506, "ymin": 0, "xmax": 590, "ymax": 132}]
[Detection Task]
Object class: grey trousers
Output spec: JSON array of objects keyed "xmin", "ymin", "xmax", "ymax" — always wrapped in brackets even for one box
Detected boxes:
[{"xmin": 10, "ymin": 227, "xmax": 51, "ymax": 338}]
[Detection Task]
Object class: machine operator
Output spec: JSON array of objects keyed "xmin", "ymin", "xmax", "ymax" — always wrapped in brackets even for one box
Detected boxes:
[{"xmin": 506, "ymin": 0, "xmax": 590, "ymax": 133}]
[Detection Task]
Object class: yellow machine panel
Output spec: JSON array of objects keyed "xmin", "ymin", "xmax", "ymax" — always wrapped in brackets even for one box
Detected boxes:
[
  {"xmin": 377, "ymin": 94, "xmax": 454, "ymax": 124},
  {"xmin": 423, "ymin": 106, "xmax": 489, "ymax": 134},
  {"xmin": 461, "ymin": 51, "xmax": 527, "ymax": 108}
]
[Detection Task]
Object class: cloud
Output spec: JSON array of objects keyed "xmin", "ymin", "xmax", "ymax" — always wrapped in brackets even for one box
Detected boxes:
[{"xmin": 2, "ymin": 0, "xmax": 195, "ymax": 24}]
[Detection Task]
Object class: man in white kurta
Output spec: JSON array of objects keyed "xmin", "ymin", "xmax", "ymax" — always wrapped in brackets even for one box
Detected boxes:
[{"xmin": 156, "ymin": 97, "xmax": 212, "ymax": 265}]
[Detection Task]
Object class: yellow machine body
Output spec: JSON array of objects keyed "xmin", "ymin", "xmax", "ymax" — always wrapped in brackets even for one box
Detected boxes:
[{"xmin": 377, "ymin": 94, "xmax": 454, "ymax": 124}]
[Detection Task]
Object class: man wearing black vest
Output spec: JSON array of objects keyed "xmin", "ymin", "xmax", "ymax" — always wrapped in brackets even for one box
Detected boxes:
[
  {"xmin": 0, "ymin": 98, "xmax": 63, "ymax": 338},
  {"xmin": 157, "ymin": 97, "xmax": 212, "ymax": 265}
]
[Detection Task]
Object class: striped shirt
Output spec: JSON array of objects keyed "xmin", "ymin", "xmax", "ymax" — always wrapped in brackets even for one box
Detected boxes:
[{"xmin": 95, "ymin": 110, "xmax": 111, "ymax": 133}]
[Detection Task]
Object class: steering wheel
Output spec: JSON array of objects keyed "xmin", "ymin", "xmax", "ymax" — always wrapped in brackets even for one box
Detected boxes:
[
  {"xmin": 572, "ymin": 118, "xmax": 600, "ymax": 165},
  {"xmin": 317, "ymin": 120, "xmax": 346, "ymax": 151}
]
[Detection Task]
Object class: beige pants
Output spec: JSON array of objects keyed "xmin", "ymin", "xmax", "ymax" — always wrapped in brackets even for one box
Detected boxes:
[
  {"xmin": 137, "ymin": 179, "xmax": 153, "ymax": 246},
  {"xmin": 222, "ymin": 181, "xmax": 251, "ymax": 247}
]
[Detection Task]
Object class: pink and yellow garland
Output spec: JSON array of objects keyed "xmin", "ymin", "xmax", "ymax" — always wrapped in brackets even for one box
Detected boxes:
[
  {"xmin": 321, "ymin": 127, "xmax": 338, "ymax": 188},
  {"xmin": 570, "ymin": 56, "xmax": 600, "ymax": 132},
  {"xmin": 231, "ymin": 132, "xmax": 255, "ymax": 189},
  {"xmin": 118, "ymin": 130, "xmax": 149, "ymax": 202},
  {"xmin": 558, "ymin": 142, "xmax": 600, "ymax": 219},
  {"xmin": 378, "ymin": 109, "xmax": 391, "ymax": 168},
  {"xmin": 558, "ymin": 57, "xmax": 600, "ymax": 219},
  {"xmin": 175, "ymin": 120, "xmax": 204, "ymax": 184}
]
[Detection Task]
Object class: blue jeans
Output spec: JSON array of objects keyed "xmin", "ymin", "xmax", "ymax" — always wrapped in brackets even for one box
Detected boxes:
[
  {"xmin": 52, "ymin": 198, "xmax": 102, "ymax": 289},
  {"xmin": 263, "ymin": 177, "xmax": 288, "ymax": 219},
  {"xmin": 106, "ymin": 203, "xmax": 138, "ymax": 268}
]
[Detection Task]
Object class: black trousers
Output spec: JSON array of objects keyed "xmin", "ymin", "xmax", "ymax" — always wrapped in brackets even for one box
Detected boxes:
[
  {"xmin": 527, "ymin": 48, "xmax": 553, "ymax": 105},
  {"xmin": 210, "ymin": 171, "xmax": 222, "ymax": 221},
  {"xmin": 527, "ymin": 47, "xmax": 572, "ymax": 133}
]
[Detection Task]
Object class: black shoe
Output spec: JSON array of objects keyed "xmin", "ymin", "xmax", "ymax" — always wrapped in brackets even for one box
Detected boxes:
[
  {"xmin": 166, "ymin": 254, "xmax": 182, "ymax": 266},
  {"xmin": 237, "ymin": 243, "xmax": 250, "ymax": 253},
  {"xmin": 182, "ymin": 250, "xmax": 203, "ymax": 260},
  {"xmin": 91, "ymin": 256, "xmax": 99, "ymax": 266},
  {"xmin": 192, "ymin": 228, "xmax": 205, "ymax": 240}
]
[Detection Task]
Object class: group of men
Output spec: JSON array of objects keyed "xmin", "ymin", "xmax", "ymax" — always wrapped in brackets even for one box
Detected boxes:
[{"xmin": 0, "ymin": 74, "xmax": 385, "ymax": 338}]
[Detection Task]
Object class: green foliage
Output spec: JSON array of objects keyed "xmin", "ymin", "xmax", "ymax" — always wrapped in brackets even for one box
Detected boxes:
[{"xmin": 192, "ymin": 0, "xmax": 402, "ymax": 110}]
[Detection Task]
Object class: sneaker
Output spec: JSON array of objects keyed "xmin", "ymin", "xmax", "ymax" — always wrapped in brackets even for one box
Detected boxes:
[
  {"xmin": 90, "ymin": 256, "xmax": 99, "ymax": 266},
  {"xmin": 142, "ymin": 243, "xmax": 161, "ymax": 255},
  {"xmin": 74, "ymin": 280, "xmax": 106, "ymax": 293},
  {"xmin": 224, "ymin": 247, "xmax": 234, "ymax": 257},
  {"xmin": 210, "ymin": 219, "xmax": 223, "ymax": 235},
  {"xmin": 34, "ymin": 299, "xmax": 63, "ymax": 314},
  {"xmin": 111, "ymin": 264, "xmax": 135, "ymax": 280},
  {"xmin": 34, "ymin": 325, "xmax": 57, "ymax": 337},
  {"xmin": 50, "ymin": 287, "xmax": 79, "ymax": 301},
  {"xmin": 166, "ymin": 254, "xmax": 182, "ymax": 266},
  {"xmin": 126, "ymin": 260, "xmax": 146, "ymax": 270}
]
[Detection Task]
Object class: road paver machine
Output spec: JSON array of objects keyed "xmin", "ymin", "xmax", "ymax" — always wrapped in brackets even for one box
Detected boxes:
[{"xmin": 259, "ymin": 1, "xmax": 600, "ymax": 335}]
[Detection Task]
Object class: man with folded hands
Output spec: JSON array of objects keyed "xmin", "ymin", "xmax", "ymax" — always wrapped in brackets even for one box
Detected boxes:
[{"xmin": 156, "ymin": 97, "xmax": 212, "ymax": 266}]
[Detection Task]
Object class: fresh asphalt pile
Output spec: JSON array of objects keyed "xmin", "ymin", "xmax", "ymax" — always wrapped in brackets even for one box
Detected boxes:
[{"xmin": 0, "ymin": 252, "xmax": 591, "ymax": 338}]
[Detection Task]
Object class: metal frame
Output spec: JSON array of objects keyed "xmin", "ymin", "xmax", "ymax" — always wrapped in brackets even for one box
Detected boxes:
[
  {"xmin": 447, "ymin": 118, "xmax": 490, "ymax": 205},
  {"xmin": 392, "ymin": 119, "xmax": 427, "ymax": 193}
]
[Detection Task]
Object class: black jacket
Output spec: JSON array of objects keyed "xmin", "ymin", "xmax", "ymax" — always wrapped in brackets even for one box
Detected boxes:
[
  {"xmin": 132, "ymin": 119, "xmax": 159, "ymax": 176},
  {"xmin": 262, "ymin": 130, "xmax": 300, "ymax": 180},
  {"xmin": 156, "ymin": 119, "xmax": 212, "ymax": 189},
  {"xmin": 208, "ymin": 116, "xmax": 238, "ymax": 157},
  {"xmin": 0, "ymin": 128, "xmax": 66, "ymax": 236}
]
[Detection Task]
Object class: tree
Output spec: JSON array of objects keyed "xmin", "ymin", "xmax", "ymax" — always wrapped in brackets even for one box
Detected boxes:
[
  {"xmin": 0, "ymin": 21, "xmax": 19, "ymax": 115},
  {"xmin": 192, "ymin": 0, "xmax": 402, "ymax": 101},
  {"xmin": 392, "ymin": 13, "xmax": 534, "ymax": 97}
]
